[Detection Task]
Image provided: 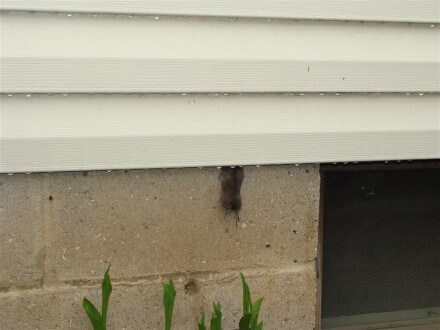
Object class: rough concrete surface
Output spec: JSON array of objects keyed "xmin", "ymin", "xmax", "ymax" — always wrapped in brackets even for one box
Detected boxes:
[
  {"xmin": 0, "ymin": 165, "xmax": 320, "ymax": 329},
  {"xmin": 0, "ymin": 267, "xmax": 316, "ymax": 330},
  {"xmin": 0, "ymin": 174, "xmax": 45, "ymax": 290}
]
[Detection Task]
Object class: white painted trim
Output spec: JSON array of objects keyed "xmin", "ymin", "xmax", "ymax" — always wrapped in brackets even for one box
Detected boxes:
[
  {"xmin": 0, "ymin": 0, "xmax": 439, "ymax": 23},
  {"xmin": 1, "ymin": 14, "xmax": 438, "ymax": 93},
  {"xmin": 1, "ymin": 94, "xmax": 439, "ymax": 173}
]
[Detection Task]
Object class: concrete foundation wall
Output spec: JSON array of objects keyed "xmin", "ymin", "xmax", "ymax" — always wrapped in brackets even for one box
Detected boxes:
[{"xmin": 0, "ymin": 165, "xmax": 320, "ymax": 329}]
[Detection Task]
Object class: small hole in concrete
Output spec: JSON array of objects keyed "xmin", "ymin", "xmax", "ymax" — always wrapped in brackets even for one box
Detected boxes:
[{"xmin": 184, "ymin": 279, "xmax": 199, "ymax": 295}]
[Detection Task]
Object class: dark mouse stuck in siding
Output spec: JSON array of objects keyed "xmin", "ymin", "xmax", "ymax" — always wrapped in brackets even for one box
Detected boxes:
[{"xmin": 219, "ymin": 166, "xmax": 244, "ymax": 224}]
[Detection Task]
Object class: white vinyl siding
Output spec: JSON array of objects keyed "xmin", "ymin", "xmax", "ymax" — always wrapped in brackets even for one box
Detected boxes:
[
  {"xmin": 0, "ymin": 2, "xmax": 439, "ymax": 172},
  {"xmin": 1, "ymin": 0, "xmax": 439, "ymax": 23},
  {"xmin": 1, "ymin": 14, "xmax": 438, "ymax": 93}
]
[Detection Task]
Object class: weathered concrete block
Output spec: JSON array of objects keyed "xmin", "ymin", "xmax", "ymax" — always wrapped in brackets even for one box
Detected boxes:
[
  {"xmin": 0, "ymin": 165, "xmax": 319, "ymax": 329},
  {"xmin": 183, "ymin": 266, "xmax": 317, "ymax": 330},
  {"xmin": 0, "ymin": 266, "xmax": 316, "ymax": 329},
  {"xmin": 0, "ymin": 174, "xmax": 44, "ymax": 290},
  {"xmin": 42, "ymin": 165, "xmax": 319, "ymax": 283}
]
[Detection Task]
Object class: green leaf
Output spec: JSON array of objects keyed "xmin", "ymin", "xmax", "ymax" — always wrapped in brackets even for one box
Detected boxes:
[
  {"xmin": 163, "ymin": 279, "xmax": 176, "ymax": 330},
  {"xmin": 239, "ymin": 313, "xmax": 251, "ymax": 330},
  {"xmin": 240, "ymin": 274, "xmax": 251, "ymax": 315},
  {"xmin": 255, "ymin": 321, "xmax": 263, "ymax": 330},
  {"xmin": 210, "ymin": 302, "xmax": 222, "ymax": 330},
  {"xmin": 82, "ymin": 297, "xmax": 103, "ymax": 330},
  {"xmin": 101, "ymin": 265, "xmax": 112, "ymax": 328},
  {"xmin": 198, "ymin": 313, "xmax": 206, "ymax": 330},
  {"xmin": 250, "ymin": 297, "xmax": 263, "ymax": 329}
]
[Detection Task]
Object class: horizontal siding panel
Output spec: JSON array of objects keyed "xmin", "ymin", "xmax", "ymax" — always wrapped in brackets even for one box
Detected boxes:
[
  {"xmin": 1, "ymin": 13, "xmax": 438, "ymax": 93},
  {"xmin": 1, "ymin": 0, "xmax": 439, "ymax": 23},
  {"xmin": 3, "ymin": 58, "xmax": 438, "ymax": 93},
  {"xmin": 1, "ymin": 94, "xmax": 439, "ymax": 172}
]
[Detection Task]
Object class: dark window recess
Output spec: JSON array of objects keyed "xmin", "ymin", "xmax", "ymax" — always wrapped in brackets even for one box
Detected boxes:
[{"xmin": 322, "ymin": 168, "xmax": 440, "ymax": 320}]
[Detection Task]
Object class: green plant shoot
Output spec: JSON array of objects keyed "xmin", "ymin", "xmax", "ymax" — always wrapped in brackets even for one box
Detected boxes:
[
  {"xmin": 239, "ymin": 274, "xmax": 264, "ymax": 330},
  {"xmin": 163, "ymin": 279, "xmax": 176, "ymax": 330},
  {"xmin": 198, "ymin": 313, "xmax": 206, "ymax": 330},
  {"xmin": 82, "ymin": 265, "xmax": 112, "ymax": 330},
  {"xmin": 210, "ymin": 302, "xmax": 223, "ymax": 330}
]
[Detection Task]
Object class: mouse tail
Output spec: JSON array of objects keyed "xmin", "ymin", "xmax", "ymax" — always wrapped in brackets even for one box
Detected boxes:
[{"xmin": 235, "ymin": 211, "xmax": 240, "ymax": 227}]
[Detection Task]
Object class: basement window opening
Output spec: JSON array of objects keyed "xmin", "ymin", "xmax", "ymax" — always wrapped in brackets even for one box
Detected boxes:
[{"xmin": 320, "ymin": 163, "xmax": 440, "ymax": 329}]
